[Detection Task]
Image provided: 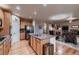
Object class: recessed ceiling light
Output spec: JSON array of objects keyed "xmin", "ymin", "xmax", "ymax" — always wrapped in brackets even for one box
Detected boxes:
[
  {"xmin": 33, "ymin": 11, "xmax": 37, "ymax": 15},
  {"xmin": 29, "ymin": 16, "xmax": 32, "ymax": 19},
  {"xmin": 69, "ymin": 20, "xmax": 72, "ymax": 23},
  {"xmin": 13, "ymin": 12, "xmax": 20, "ymax": 16},
  {"xmin": 43, "ymin": 4, "xmax": 47, "ymax": 7},
  {"xmin": 16, "ymin": 5, "xmax": 21, "ymax": 10}
]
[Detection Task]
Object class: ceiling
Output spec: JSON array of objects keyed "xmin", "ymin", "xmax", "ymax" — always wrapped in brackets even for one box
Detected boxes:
[{"xmin": 7, "ymin": 4, "xmax": 79, "ymax": 23}]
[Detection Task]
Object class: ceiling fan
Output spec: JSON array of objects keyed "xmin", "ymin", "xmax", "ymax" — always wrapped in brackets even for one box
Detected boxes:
[{"xmin": 66, "ymin": 16, "xmax": 78, "ymax": 23}]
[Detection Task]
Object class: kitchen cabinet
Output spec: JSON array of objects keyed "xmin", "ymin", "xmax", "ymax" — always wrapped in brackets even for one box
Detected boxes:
[
  {"xmin": 0, "ymin": 36, "xmax": 11, "ymax": 55},
  {"xmin": 0, "ymin": 44, "xmax": 4, "ymax": 55},
  {"xmin": 30, "ymin": 36, "xmax": 33, "ymax": 47},
  {"xmin": 32, "ymin": 37, "xmax": 36, "ymax": 51},
  {"xmin": 20, "ymin": 32, "xmax": 25, "ymax": 40},
  {"xmin": 30, "ymin": 37, "xmax": 42, "ymax": 55},
  {"xmin": 29, "ymin": 35, "xmax": 50, "ymax": 55},
  {"xmin": 36, "ymin": 39, "xmax": 41, "ymax": 55},
  {"xmin": 56, "ymin": 42, "xmax": 79, "ymax": 55},
  {"xmin": 0, "ymin": 8, "xmax": 4, "ymax": 29},
  {"xmin": 3, "ymin": 37, "xmax": 11, "ymax": 55}
]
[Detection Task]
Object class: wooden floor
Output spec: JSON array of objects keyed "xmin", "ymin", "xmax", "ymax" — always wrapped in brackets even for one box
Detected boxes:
[
  {"xmin": 8, "ymin": 40, "xmax": 36, "ymax": 55},
  {"xmin": 8, "ymin": 39, "xmax": 79, "ymax": 55}
]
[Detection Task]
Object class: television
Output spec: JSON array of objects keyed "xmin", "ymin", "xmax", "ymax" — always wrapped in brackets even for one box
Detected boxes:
[
  {"xmin": 64, "ymin": 32, "xmax": 77, "ymax": 45},
  {"xmin": 62, "ymin": 26, "xmax": 68, "ymax": 30}
]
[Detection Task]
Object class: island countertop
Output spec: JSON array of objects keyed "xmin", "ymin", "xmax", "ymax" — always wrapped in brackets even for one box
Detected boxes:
[
  {"xmin": 29, "ymin": 33, "xmax": 53, "ymax": 40},
  {"xmin": 29, "ymin": 33, "xmax": 79, "ymax": 51},
  {"xmin": 55, "ymin": 36, "xmax": 79, "ymax": 51}
]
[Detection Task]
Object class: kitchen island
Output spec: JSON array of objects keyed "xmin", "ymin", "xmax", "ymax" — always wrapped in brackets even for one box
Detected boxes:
[
  {"xmin": 29, "ymin": 33, "xmax": 79, "ymax": 55},
  {"xmin": 29, "ymin": 33, "xmax": 53, "ymax": 55}
]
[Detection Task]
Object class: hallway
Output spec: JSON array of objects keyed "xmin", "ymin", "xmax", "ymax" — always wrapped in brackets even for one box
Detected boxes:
[{"xmin": 8, "ymin": 40, "xmax": 36, "ymax": 55}]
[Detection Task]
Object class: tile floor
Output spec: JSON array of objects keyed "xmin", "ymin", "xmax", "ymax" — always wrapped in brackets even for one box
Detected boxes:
[{"xmin": 8, "ymin": 40, "xmax": 36, "ymax": 55}]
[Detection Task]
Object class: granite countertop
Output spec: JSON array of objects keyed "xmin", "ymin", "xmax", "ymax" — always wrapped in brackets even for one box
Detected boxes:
[
  {"xmin": 56, "ymin": 37, "xmax": 79, "ymax": 51},
  {"xmin": 29, "ymin": 33, "xmax": 53, "ymax": 40},
  {"xmin": 29, "ymin": 33, "xmax": 79, "ymax": 51}
]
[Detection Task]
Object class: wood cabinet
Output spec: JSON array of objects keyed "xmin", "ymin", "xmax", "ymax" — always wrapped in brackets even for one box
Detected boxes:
[
  {"xmin": 30, "ymin": 36, "xmax": 41, "ymax": 54},
  {"xmin": 20, "ymin": 32, "xmax": 25, "ymax": 40},
  {"xmin": 29, "ymin": 35, "xmax": 50, "ymax": 55},
  {"xmin": 30, "ymin": 36, "xmax": 33, "ymax": 47},
  {"xmin": 0, "ymin": 44, "xmax": 4, "ymax": 55},
  {"xmin": 0, "ymin": 36, "xmax": 11, "ymax": 55},
  {"xmin": 56, "ymin": 42, "xmax": 79, "ymax": 55},
  {"xmin": 3, "ymin": 37, "xmax": 11, "ymax": 55},
  {"xmin": 36, "ymin": 39, "xmax": 41, "ymax": 55},
  {"xmin": 0, "ymin": 8, "xmax": 4, "ymax": 29},
  {"xmin": 32, "ymin": 37, "xmax": 36, "ymax": 51}
]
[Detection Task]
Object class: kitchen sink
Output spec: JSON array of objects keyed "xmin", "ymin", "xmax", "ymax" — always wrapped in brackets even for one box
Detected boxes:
[{"xmin": 0, "ymin": 37, "xmax": 6, "ymax": 42}]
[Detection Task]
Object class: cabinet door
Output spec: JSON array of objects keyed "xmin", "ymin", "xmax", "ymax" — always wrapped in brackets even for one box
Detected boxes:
[
  {"xmin": 7, "ymin": 38, "xmax": 11, "ymax": 53},
  {"xmin": 0, "ymin": 44, "xmax": 3, "ymax": 55},
  {"xmin": 3, "ymin": 37, "xmax": 11, "ymax": 55},
  {"xmin": 33, "ymin": 38, "xmax": 36, "ymax": 51},
  {"xmin": 36, "ymin": 39, "xmax": 41, "ymax": 55},
  {"xmin": 30, "ymin": 36, "xmax": 33, "ymax": 47},
  {"xmin": 3, "ymin": 41, "xmax": 8, "ymax": 55},
  {"xmin": 20, "ymin": 33, "xmax": 25, "ymax": 40}
]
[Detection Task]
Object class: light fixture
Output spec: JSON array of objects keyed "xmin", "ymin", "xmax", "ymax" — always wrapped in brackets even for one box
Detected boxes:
[
  {"xmin": 67, "ymin": 16, "xmax": 77, "ymax": 23},
  {"xmin": 72, "ymin": 25, "xmax": 78, "ymax": 28},
  {"xmin": 29, "ymin": 16, "xmax": 32, "ymax": 19},
  {"xmin": 43, "ymin": 4, "xmax": 47, "ymax": 7},
  {"xmin": 69, "ymin": 20, "xmax": 72, "ymax": 23},
  {"xmin": 33, "ymin": 11, "xmax": 37, "ymax": 15},
  {"xmin": 13, "ymin": 12, "xmax": 20, "ymax": 16},
  {"xmin": 32, "ymin": 20, "xmax": 35, "ymax": 26},
  {"xmin": 16, "ymin": 5, "xmax": 21, "ymax": 10}
]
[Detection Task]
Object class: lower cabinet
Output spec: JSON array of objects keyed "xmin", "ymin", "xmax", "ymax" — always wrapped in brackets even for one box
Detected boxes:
[
  {"xmin": 56, "ymin": 42, "xmax": 79, "ymax": 55},
  {"xmin": 32, "ymin": 37, "xmax": 36, "ymax": 51},
  {"xmin": 36, "ymin": 39, "xmax": 41, "ymax": 55},
  {"xmin": 0, "ymin": 44, "xmax": 4, "ymax": 55},
  {"xmin": 30, "ymin": 36, "xmax": 50, "ymax": 55},
  {"xmin": 20, "ymin": 32, "xmax": 25, "ymax": 40},
  {"xmin": 30, "ymin": 36, "xmax": 43, "ymax": 55},
  {"xmin": 0, "ymin": 36, "xmax": 11, "ymax": 55},
  {"xmin": 3, "ymin": 39, "xmax": 11, "ymax": 55}
]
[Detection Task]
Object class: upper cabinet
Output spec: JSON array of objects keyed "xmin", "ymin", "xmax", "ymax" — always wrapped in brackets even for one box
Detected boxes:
[{"xmin": 0, "ymin": 8, "xmax": 4, "ymax": 29}]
